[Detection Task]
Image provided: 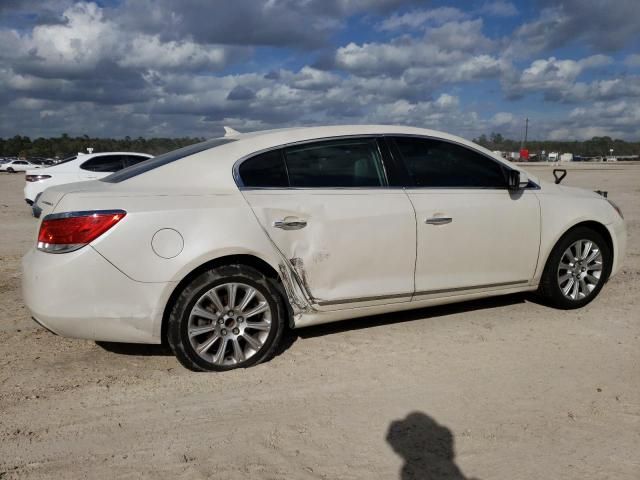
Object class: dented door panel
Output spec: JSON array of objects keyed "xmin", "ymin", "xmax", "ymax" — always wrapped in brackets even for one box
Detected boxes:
[{"xmin": 242, "ymin": 189, "xmax": 416, "ymax": 310}]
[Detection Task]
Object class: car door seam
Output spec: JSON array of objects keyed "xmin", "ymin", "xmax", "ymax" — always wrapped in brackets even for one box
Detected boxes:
[{"xmin": 403, "ymin": 187, "xmax": 419, "ymax": 301}]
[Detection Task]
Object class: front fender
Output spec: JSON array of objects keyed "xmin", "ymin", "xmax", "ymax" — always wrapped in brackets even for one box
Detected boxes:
[{"xmin": 533, "ymin": 190, "xmax": 618, "ymax": 282}]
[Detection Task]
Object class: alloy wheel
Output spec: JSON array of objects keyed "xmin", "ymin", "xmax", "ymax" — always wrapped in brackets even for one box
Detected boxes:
[
  {"xmin": 557, "ymin": 239, "xmax": 603, "ymax": 301},
  {"xmin": 187, "ymin": 282, "xmax": 272, "ymax": 365}
]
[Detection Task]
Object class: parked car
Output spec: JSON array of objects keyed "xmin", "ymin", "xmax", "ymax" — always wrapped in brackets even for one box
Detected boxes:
[
  {"xmin": 22, "ymin": 125, "xmax": 627, "ymax": 372},
  {"xmin": 1, "ymin": 159, "xmax": 42, "ymax": 173},
  {"xmin": 24, "ymin": 152, "xmax": 152, "ymax": 208}
]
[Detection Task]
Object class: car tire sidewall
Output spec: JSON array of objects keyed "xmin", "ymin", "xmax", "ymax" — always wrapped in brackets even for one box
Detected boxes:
[
  {"xmin": 167, "ymin": 265, "xmax": 286, "ymax": 372},
  {"xmin": 7, "ymin": 167, "xmax": 14, "ymax": 173},
  {"xmin": 540, "ymin": 226, "xmax": 612, "ymax": 309}
]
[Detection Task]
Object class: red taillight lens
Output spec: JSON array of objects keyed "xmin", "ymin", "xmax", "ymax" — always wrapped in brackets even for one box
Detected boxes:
[
  {"xmin": 26, "ymin": 174, "xmax": 52, "ymax": 182},
  {"xmin": 37, "ymin": 210, "xmax": 126, "ymax": 253}
]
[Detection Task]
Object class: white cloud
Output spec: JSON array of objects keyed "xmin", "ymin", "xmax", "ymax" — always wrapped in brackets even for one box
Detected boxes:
[
  {"xmin": 504, "ymin": 55, "xmax": 614, "ymax": 100},
  {"xmin": 378, "ymin": 7, "xmax": 467, "ymax": 31},
  {"xmin": 336, "ymin": 19, "xmax": 497, "ymax": 83},
  {"xmin": 119, "ymin": 36, "xmax": 230, "ymax": 70},
  {"xmin": 491, "ymin": 112, "xmax": 514, "ymax": 125},
  {"xmin": 1, "ymin": 2, "xmax": 235, "ymax": 75},
  {"xmin": 479, "ymin": 1, "xmax": 518, "ymax": 17},
  {"xmin": 624, "ymin": 54, "xmax": 640, "ymax": 68}
]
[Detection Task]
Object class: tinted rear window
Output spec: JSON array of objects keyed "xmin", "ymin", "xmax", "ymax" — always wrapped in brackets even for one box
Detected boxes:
[
  {"xmin": 81, "ymin": 155, "xmax": 125, "ymax": 172},
  {"xmin": 238, "ymin": 150, "xmax": 288, "ymax": 187},
  {"xmin": 102, "ymin": 138, "xmax": 235, "ymax": 183},
  {"xmin": 284, "ymin": 139, "xmax": 385, "ymax": 188}
]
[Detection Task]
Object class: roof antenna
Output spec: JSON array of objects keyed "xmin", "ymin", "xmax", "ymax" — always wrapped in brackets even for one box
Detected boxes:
[{"xmin": 223, "ymin": 126, "xmax": 241, "ymax": 137}]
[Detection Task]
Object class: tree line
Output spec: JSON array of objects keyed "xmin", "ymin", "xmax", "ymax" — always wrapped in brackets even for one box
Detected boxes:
[
  {"xmin": 473, "ymin": 133, "xmax": 640, "ymax": 157},
  {"xmin": 1, "ymin": 133, "xmax": 639, "ymax": 159},
  {"xmin": 0, "ymin": 134, "xmax": 204, "ymax": 159}
]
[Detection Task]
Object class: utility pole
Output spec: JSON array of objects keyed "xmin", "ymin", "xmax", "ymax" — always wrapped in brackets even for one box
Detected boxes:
[{"xmin": 520, "ymin": 117, "xmax": 528, "ymax": 149}]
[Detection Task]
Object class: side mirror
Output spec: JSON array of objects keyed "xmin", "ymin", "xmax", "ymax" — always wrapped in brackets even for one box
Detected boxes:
[{"xmin": 507, "ymin": 170, "xmax": 529, "ymax": 191}]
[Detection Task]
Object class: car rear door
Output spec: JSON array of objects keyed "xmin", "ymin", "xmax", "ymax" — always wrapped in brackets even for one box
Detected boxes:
[
  {"xmin": 388, "ymin": 136, "xmax": 540, "ymax": 299},
  {"xmin": 78, "ymin": 155, "xmax": 125, "ymax": 181},
  {"xmin": 240, "ymin": 137, "xmax": 417, "ymax": 310}
]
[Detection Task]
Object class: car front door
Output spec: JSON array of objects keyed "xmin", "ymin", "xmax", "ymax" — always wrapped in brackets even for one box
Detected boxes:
[
  {"xmin": 389, "ymin": 136, "xmax": 540, "ymax": 299},
  {"xmin": 240, "ymin": 137, "xmax": 417, "ymax": 310}
]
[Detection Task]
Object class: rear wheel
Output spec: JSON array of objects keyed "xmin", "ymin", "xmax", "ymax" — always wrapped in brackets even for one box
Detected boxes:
[
  {"xmin": 167, "ymin": 265, "xmax": 285, "ymax": 371},
  {"xmin": 539, "ymin": 226, "xmax": 611, "ymax": 309}
]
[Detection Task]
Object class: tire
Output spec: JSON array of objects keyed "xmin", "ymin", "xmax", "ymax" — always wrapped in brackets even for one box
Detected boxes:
[
  {"xmin": 6, "ymin": 167, "xmax": 14, "ymax": 173},
  {"xmin": 167, "ymin": 264, "xmax": 286, "ymax": 372},
  {"xmin": 539, "ymin": 226, "xmax": 612, "ymax": 309}
]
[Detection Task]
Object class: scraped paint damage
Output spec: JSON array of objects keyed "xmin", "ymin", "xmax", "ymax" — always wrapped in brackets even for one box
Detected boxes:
[{"xmin": 277, "ymin": 260, "xmax": 316, "ymax": 324}]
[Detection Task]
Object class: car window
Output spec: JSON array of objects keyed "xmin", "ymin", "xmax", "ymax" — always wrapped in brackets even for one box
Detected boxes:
[
  {"xmin": 80, "ymin": 155, "xmax": 125, "ymax": 172},
  {"xmin": 284, "ymin": 139, "xmax": 386, "ymax": 188},
  {"xmin": 238, "ymin": 150, "xmax": 288, "ymax": 188},
  {"xmin": 123, "ymin": 155, "xmax": 150, "ymax": 168},
  {"xmin": 15, "ymin": 161, "xmax": 27, "ymax": 165},
  {"xmin": 393, "ymin": 137, "xmax": 507, "ymax": 188},
  {"xmin": 103, "ymin": 138, "xmax": 235, "ymax": 183}
]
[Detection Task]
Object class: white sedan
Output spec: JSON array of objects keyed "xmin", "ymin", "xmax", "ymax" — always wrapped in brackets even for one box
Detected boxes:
[
  {"xmin": 22, "ymin": 125, "xmax": 626, "ymax": 372},
  {"xmin": 24, "ymin": 151, "xmax": 152, "ymax": 206},
  {"xmin": 1, "ymin": 159, "xmax": 42, "ymax": 173}
]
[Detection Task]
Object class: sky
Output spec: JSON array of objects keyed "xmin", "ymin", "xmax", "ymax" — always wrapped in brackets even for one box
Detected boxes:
[{"xmin": 0, "ymin": 0, "xmax": 639, "ymax": 141}]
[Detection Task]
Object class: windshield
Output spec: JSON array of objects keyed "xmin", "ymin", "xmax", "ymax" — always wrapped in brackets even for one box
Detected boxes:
[{"xmin": 102, "ymin": 138, "xmax": 236, "ymax": 183}]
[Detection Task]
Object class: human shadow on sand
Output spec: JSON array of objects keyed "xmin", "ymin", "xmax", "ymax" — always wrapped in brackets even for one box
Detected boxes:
[{"xmin": 387, "ymin": 412, "xmax": 479, "ymax": 480}]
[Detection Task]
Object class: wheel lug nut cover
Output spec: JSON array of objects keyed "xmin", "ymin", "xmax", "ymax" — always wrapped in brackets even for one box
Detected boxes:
[{"xmin": 233, "ymin": 328, "xmax": 239, "ymax": 334}]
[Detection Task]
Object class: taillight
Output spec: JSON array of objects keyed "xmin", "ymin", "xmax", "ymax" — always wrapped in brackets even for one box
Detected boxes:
[
  {"xmin": 26, "ymin": 174, "xmax": 52, "ymax": 182},
  {"xmin": 37, "ymin": 210, "xmax": 126, "ymax": 253}
]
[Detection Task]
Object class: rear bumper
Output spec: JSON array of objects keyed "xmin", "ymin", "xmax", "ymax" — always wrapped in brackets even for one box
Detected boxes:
[
  {"xmin": 22, "ymin": 246, "xmax": 169, "ymax": 343},
  {"xmin": 24, "ymin": 181, "xmax": 44, "ymax": 204}
]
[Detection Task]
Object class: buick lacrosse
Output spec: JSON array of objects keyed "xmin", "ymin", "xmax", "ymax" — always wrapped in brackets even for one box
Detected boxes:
[{"xmin": 22, "ymin": 125, "xmax": 626, "ymax": 371}]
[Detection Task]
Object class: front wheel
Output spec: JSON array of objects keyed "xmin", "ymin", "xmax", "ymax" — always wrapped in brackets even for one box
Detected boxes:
[
  {"xmin": 167, "ymin": 265, "xmax": 286, "ymax": 371},
  {"xmin": 539, "ymin": 226, "xmax": 611, "ymax": 309},
  {"xmin": 6, "ymin": 167, "xmax": 14, "ymax": 173}
]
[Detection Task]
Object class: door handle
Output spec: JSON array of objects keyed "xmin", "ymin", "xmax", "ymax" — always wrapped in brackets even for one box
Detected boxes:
[
  {"xmin": 425, "ymin": 217, "xmax": 452, "ymax": 225},
  {"xmin": 273, "ymin": 218, "xmax": 307, "ymax": 230}
]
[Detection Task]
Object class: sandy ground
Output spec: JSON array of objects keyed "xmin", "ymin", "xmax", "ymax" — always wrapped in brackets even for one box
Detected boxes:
[{"xmin": 0, "ymin": 164, "xmax": 638, "ymax": 479}]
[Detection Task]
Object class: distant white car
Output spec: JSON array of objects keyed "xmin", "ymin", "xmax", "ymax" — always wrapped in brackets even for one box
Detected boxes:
[
  {"xmin": 1, "ymin": 159, "xmax": 41, "ymax": 173},
  {"xmin": 24, "ymin": 152, "xmax": 152, "ymax": 206},
  {"xmin": 22, "ymin": 125, "xmax": 626, "ymax": 372}
]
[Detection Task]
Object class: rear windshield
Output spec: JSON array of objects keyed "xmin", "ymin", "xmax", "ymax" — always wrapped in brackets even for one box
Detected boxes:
[{"xmin": 102, "ymin": 138, "xmax": 235, "ymax": 183}]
